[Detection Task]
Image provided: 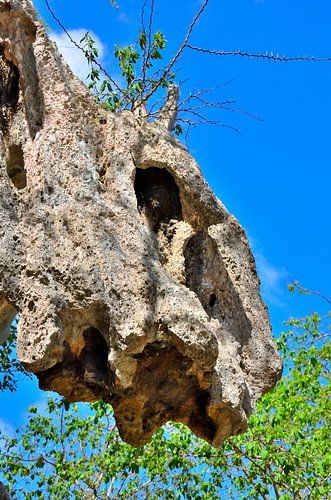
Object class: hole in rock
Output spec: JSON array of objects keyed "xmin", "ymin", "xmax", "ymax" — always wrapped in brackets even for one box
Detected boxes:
[
  {"xmin": 0, "ymin": 48, "xmax": 20, "ymax": 130},
  {"xmin": 111, "ymin": 341, "xmax": 216, "ymax": 447},
  {"xmin": 185, "ymin": 231, "xmax": 252, "ymax": 344},
  {"xmin": 209, "ymin": 293, "xmax": 217, "ymax": 307},
  {"xmin": 38, "ymin": 328, "xmax": 113, "ymax": 403},
  {"xmin": 185, "ymin": 231, "xmax": 222, "ymax": 313},
  {"xmin": 79, "ymin": 327, "xmax": 110, "ymax": 388},
  {"xmin": 6, "ymin": 145, "xmax": 26, "ymax": 189},
  {"xmin": 134, "ymin": 167, "xmax": 182, "ymax": 231},
  {"xmin": 27, "ymin": 300, "xmax": 35, "ymax": 312}
]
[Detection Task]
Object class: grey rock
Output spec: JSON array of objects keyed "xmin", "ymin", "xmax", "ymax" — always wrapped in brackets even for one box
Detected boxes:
[{"xmin": 0, "ymin": 0, "xmax": 282, "ymax": 447}]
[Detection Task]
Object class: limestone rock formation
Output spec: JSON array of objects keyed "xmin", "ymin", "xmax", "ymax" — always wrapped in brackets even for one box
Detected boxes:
[{"xmin": 0, "ymin": 0, "xmax": 282, "ymax": 447}]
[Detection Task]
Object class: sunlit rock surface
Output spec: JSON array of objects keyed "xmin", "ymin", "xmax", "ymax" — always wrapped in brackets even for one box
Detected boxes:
[{"xmin": 0, "ymin": 0, "xmax": 282, "ymax": 447}]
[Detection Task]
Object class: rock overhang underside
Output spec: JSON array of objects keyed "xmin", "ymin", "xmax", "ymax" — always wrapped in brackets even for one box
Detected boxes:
[{"xmin": 0, "ymin": 0, "xmax": 282, "ymax": 448}]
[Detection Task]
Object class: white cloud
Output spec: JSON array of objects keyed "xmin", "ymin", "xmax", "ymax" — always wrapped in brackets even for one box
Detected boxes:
[
  {"xmin": 117, "ymin": 11, "xmax": 132, "ymax": 24},
  {"xmin": 50, "ymin": 29, "xmax": 106, "ymax": 82},
  {"xmin": 247, "ymin": 233, "xmax": 288, "ymax": 307},
  {"xmin": 254, "ymin": 251, "xmax": 288, "ymax": 307}
]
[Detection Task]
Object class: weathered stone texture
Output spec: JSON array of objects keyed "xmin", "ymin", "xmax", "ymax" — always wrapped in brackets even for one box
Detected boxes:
[{"xmin": 0, "ymin": 0, "xmax": 282, "ymax": 447}]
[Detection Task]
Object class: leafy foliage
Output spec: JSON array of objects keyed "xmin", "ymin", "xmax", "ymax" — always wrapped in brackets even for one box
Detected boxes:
[
  {"xmin": 80, "ymin": 27, "xmax": 175, "ymax": 116},
  {"xmin": 0, "ymin": 293, "xmax": 330, "ymax": 499}
]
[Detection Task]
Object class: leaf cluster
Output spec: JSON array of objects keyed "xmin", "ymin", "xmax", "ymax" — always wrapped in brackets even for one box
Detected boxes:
[{"xmin": 80, "ymin": 28, "xmax": 176, "ymax": 119}]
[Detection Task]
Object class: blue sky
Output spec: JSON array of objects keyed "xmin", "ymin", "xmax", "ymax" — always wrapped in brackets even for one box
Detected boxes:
[{"xmin": 1, "ymin": 0, "xmax": 330, "ymax": 433}]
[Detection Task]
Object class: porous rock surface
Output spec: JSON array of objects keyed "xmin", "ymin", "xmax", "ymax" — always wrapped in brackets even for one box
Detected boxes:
[{"xmin": 0, "ymin": 0, "xmax": 282, "ymax": 447}]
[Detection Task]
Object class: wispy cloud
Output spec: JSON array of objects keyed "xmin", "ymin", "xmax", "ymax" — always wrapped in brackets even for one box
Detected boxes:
[
  {"xmin": 254, "ymin": 251, "xmax": 288, "ymax": 307},
  {"xmin": 248, "ymin": 234, "xmax": 288, "ymax": 307},
  {"xmin": 117, "ymin": 11, "xmax": 132, "ymax": 24},
  {"xmin": 50, "ymin": 29, "xmax": 107, "ymax": 82}
]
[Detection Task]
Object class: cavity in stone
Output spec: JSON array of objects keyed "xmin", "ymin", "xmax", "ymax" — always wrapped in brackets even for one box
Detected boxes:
[{"xmin": 134, "ymin": 167, "xmax": 182, "ymax": 231}]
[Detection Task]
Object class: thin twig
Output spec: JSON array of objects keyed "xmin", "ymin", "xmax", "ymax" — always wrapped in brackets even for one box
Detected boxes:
[
  {"xmin": 186, "ymin": 45, "xmax": 331, "ymax": 62},
  {"xmin": 140, "ymin": 0, "xmax": 155, "ymax": 93},
  {"xmin": 291, "ymin": 282, "xmax": 331, "ymax": 305},
  {"xmin": 176, "ymin": 116, "xmax": 241, "ymax": 134},
  {"xmin": 140, "ymin": 0, "xmax": 210, "ymax": 106}
]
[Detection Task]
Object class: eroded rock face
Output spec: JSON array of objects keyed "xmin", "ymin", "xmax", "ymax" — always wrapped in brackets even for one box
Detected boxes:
[{"xmin": 0, "ymin": 0, "xmax": 282, "ymax": 447}]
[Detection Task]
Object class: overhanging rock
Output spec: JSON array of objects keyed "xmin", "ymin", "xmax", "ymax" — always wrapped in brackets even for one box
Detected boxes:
[{"xmin": 0, "ymin": 0, "xmax": 282, "ymax": 447}]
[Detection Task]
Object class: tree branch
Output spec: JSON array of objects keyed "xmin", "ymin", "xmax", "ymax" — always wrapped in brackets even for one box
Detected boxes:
[
  {"xmin": 140, "ymin": 0, "xmax": 155, "ymax": 93},
  {"xmin": 186, "ymin": 45, "xmax": 331, "ymax": 62},
  {"xmin": 140, "ymin": 0, "xmax": 210, "ymax": 106}
]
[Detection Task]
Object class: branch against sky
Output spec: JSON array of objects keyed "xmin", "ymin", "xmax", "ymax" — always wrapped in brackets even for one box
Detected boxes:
[
  {"xmin": 139, "ymin": 0, "xmax": 210, "ymax": 106},
  {"xmin": 42, "ymin": 0, "xmax": 331, "ymax": 140},
  {"xmin": 186, "ymin": 44, "xmax": 331, "ymax": 63}
]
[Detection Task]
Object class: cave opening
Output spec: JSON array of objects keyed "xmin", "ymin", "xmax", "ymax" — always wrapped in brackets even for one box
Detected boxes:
[
  {"xmin": 185, "ymin": 232, "xmax": 251, "ymax": 342},
  {"xmin": 184, "ymin": 231, "xmax": 223, "ymax": 316},
  {"xmin": 79, "ymin": 327, "xmax": 110, "ymax": 389},
  {"xmin": 134, "ymin": 167, "xmax": 182, "ymax": 232},
  {"xmin": 6, "ymin": 145, "xmax": 26, "ymax": 189},
  {"xmin": 0, "ymin": 48, "xmax": 20, "ymax": 130},
  {"xmin": 37, "ymin": 327, "xmax": 113, "ymax": 403},
  {"xmin": 209, "ymin": 293, "xmax": 217, "ymax": 308}
]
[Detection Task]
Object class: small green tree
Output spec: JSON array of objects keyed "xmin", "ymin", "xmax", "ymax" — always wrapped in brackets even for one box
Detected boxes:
[{"xmin": 1, "ymin": 289, "xmax": 329, "ymax": 499}]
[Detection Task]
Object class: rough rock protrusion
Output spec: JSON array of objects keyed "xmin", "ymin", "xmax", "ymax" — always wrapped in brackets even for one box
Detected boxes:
[{"xmin": 0, "ymin": 0, "xmax": 282, "ymax": 447}]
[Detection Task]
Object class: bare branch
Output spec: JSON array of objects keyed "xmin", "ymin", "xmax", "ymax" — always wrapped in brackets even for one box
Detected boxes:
[
  {"xmin": 290, "ymin": 281, "xmax": 331, "ymax": 305},
  {"xmin": 213, "ymin": 104, "xmax": 263, "ymax": 122},
  {"xmin": 183, "ymin": 109, "xmax": 241, "ymax": 132},
  {"xmin": 186, "ymin": 45, "xmax": 331, "ymax": 62},
  {"xmin": 176, "ymin": 115, "xmax": 241, "ymax": 134},
  {"xmin": 140, "ymin": 0, "xmax": 210, "ymax": 105},
  {"xmin": 140, "ymin": 0, "xmax": 155, "ymax": 92},
  {"xmin": 148, "ymin": 82, "xmax": 261, "ymax": 135}
]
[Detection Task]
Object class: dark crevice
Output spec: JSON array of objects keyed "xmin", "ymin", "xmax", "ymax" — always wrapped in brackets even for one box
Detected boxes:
[
  {"xmin": 27, "ymin": 300, "xmax": 35, "ymax": 312},
  {"xmin": 37, "ymin": 328, "xmax": 114, "ymax": 402},
  {"xmin": 6, "ymin": 145, "xmax": 26, "ymax": 189},
  {"xmin": 0, "ymin": 33, "xmax": 44, "ymax": 138},
  {"xmin": 79, "ymin": 327, "xmax": 110, "ymax": 391},
  {"xmin": 209, "ymin": 293, "xmax": 217, "ymax": 307},
  {"xmin": 184, "ymin": 231, "xmax": 252, "ymax": 344},
  {"xmin": 111, "ymin": 341, "xmax": 216, "ymax": 447},
  {"xmin": 0, "ymin": 47, "xmax": 20, "ymax": 132},
  {"xmin": 184, "ymin": 231, "xmax": 221, "ymax": 314},
  {"xmin": 134, "ymin": 167, "xmax": 182, "ymax": 232}
]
